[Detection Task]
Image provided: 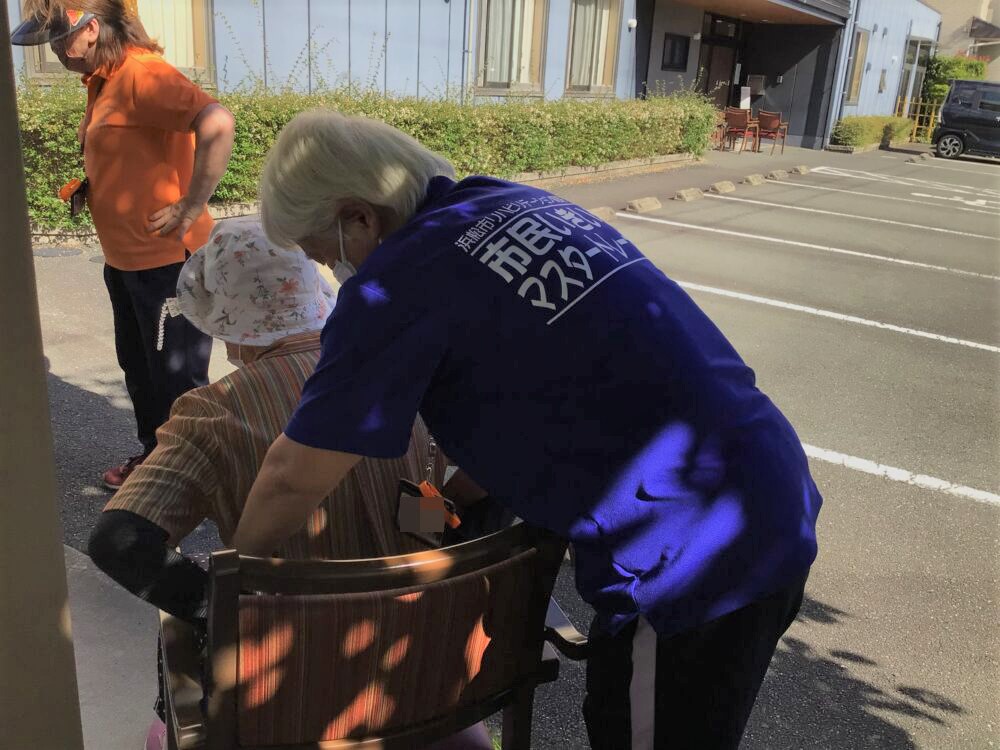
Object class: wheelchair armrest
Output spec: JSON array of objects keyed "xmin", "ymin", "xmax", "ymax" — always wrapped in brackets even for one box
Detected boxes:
[{"xmin": 544, "ymin": 598, "xmax": 590, "ymax": 661}]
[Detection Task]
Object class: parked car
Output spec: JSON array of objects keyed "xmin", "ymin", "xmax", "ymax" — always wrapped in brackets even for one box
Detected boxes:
[{"xmin": 932, "ymin": 79, "xmax": 1000, "ymax": 159}]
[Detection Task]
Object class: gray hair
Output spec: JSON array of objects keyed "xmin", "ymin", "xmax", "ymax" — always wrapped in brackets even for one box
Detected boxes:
[{"xmin": 259, "ymin": 109, "xmax": 455, "ymax": 248}]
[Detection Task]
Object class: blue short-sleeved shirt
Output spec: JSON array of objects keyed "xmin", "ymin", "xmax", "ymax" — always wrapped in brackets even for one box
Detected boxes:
[{"xmin": 286, "ymin": 176, "xmax": 821, "ymax": 636}]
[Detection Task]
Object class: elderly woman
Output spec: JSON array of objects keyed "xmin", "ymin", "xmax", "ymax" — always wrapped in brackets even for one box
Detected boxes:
[
  {"xmin": 12, "ymin": 1, "xmax": 235, "ymax": 489},
  {"xmin": 88, "ymin": 217, "xmax": 451, "ymax": 623},
  {"xmin": 234, "ymin": 110, "xmax": 823, "ymax": 750},
  {"xmin": 89, "ymin": 218, "xmax": 491, "ymax": 750}
]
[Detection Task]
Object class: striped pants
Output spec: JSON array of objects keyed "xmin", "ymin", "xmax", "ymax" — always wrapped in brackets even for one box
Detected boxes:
[{"xmin": 583, "ymin": 576, "xmax": 807, "ymax": 750}]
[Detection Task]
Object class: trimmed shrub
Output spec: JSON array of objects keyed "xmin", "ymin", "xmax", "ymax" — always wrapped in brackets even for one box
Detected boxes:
[
  {"xmin": 830, "ymin": 116, "xmax": 913, "ymax": 147},
  {"xmin": 16, "ymin": 82, "xmax": 717, "ymax": 231}
]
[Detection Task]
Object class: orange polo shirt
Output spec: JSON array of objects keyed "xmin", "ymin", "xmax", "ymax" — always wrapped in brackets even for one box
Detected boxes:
[{"xmin": 82, "ymin": 49, "xmax": 216, "ymax": 271}]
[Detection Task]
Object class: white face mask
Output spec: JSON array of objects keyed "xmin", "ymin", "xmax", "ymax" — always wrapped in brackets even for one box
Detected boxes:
[{"xmin": 332, "ymin": 218, "xmax": 358, "ymax": 286}]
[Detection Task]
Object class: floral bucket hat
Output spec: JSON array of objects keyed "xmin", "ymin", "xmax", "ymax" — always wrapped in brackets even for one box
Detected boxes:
[{"xmin": 176, "ymin": 217, "xmax": 336, "ymax": 346}]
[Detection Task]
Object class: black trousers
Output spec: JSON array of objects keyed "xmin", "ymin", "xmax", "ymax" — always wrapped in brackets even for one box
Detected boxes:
[
  {"xmin": 104, "ymin": 259, "xmax": 211, "ymax": 454},
  {"xmin": 583, "ymin": 575, "xmax": 807, "ymax": 750}
]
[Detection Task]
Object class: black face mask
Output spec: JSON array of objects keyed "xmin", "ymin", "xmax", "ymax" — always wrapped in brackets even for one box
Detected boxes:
[
  {"xmin": 51, "ymin": 32, "xmax": 94, "ymax": 74},
  {"xmin": 58, "ymin": 52, "xmax": 90, "ymax": 73}
]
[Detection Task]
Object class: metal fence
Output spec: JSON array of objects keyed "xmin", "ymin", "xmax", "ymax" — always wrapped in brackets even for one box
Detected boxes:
[{"xmin": 895, "ymin": 97, "xmax": 944, "ymax": 142}]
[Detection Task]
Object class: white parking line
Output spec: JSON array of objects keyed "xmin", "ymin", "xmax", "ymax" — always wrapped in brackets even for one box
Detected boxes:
[
  {"xmin": 767, "ymin": 180, "xmax": 999, "ymax": 215},
  {"xmin": 675, "ymin": 280, "xmax": 1000, "ymax": 354},
  {"xmin": 907, "ymin": 161, "xmax": 1000, "ymax": 176},
  {"xmin": 613, "ymin": 213, "xmax": 1000, "ymax": 281},
  {"xmin": 703, "ymin": 194, "xmax": 996, "ymax": 240},
  {"xmin": 812, "ymin": 166, "xmax": 1000, "ymax": 201},
  {"xmin": 802, "ymin": 444, "xmax": 1000, "ymax": 507}
]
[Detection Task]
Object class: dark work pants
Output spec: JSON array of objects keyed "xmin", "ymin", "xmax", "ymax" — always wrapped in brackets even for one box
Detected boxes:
[
  {"xmin": 103, "ymin": 259, "xmax": 211, "ymax": 454},
  {"xmin": 583, "ymin": 575, "xmax": 808, "ymax": 750}
]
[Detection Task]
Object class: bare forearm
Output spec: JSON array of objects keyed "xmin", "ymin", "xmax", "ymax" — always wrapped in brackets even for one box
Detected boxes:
[
  {"xmin": 233, "ymin": 463, "xmax": 322, "ymax": 556},
  {"xmin": 187, "ymin": 104, "xmax": 234, "ymax": 205},
  {"xmin": 233, "ymin": 434, "xmax": 361, "ymax": 556}
]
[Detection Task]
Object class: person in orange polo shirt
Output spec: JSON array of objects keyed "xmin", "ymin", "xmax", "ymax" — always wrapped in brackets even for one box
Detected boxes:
[{"xmin": 13, "ymin": 1, "xmax": 235, "ymax": 491}]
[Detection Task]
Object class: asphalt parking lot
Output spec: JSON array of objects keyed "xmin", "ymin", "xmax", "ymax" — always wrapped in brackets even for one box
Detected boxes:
[
  {"xmin": 538, "ymin": 147, "xmax": 1000, "ymax": 749},
  {"xmin": 37, "ymin": 145, "xmax": 998, "ymax": 749}
]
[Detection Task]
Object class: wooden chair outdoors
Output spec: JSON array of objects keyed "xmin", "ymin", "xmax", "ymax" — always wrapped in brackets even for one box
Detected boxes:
[
  {"xmin": 159, "ymin": 523, "xmax": 590, "ymax": 750},
  {"xmin": 711, "ymin": 110, "xmax": 727, "ymax": 151},
  {"xmin": 723, "ymin": 107, "xmax": 759, "ymax": 153},
  {"xmin": 757, "ymin": 110, "xmax": 789, "ymax": 154}
]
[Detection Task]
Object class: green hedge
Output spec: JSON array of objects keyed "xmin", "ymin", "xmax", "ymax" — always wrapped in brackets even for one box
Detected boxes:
[
  {"xmin": 16, "ymin": 82, "xmax": 716, "ymax": 231},
  {"xmin": 830, "ymin": 116, "xmax": 913, "ymax": 147}
]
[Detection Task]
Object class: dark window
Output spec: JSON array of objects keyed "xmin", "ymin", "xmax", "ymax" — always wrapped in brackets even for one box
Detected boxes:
[
  {"xmin": 661, "ymin": 33, "xmax": 690, "ymax": 71},
  {"xmin": 878, "ymin": 69, "xmax": 887, "ymax": 93},
  {"xmin": 703, "ymin": 13, "xmax": 738, "ymax": 40},
  {"xmin": 978, "ymin": 88, "xmax": 1000, "ymax": 113},
  {"xmin": 952, "ymin": 84, "xmax": 977, "ymax": 108}
]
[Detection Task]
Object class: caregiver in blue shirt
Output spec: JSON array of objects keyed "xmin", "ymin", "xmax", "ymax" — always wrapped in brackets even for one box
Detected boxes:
[{"xmin": 234, "ymin": 110, "xmax": 823, "ymax": 750}]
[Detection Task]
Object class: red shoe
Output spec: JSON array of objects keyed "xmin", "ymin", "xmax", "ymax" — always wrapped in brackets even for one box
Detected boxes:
[{"xmin": 102, "ymin": 454, "xmax": 146, "ymax": 490}]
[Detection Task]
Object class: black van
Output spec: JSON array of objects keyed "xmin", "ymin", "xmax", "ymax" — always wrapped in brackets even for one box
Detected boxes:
[{"xmin": 932, "ymin": 79, "xmax": 1000, "ymax": 159}]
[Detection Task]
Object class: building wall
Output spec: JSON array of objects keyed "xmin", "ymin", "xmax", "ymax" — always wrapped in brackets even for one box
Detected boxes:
[
  {"xmin": 213, "ymin": 0, "xmax": 467, "ymax": 96},
  {"xmin": 923, "ymin": 0, "xmax": 1000, "ymax": 80},
  {"xmin": 923, "ymin": 0, "xmax": 992, "ymax": 56},
  {"xmin": 6, "ymin": 0, "xmax": 639, "ymax": 100},
  {"xmin": 743, "ymin": 24, "xmax": 843, "ymax": 149},
  {"xmin": 214, "ymin": 0, "xmax": 637, "ymax": 101},
  {"xmin": 841, "ymin": 0, "xmax": 940, "ymax": 116},
  {"xmin": 540, "ymin": 0, "xmax": 572, "ymax": 99},
  {"xmin": 7, "ymin": 0, "xmax": 25, "ymax": 75},
  {"xmin": 616, "ymin": 0, "xmax": 639, "ymax": 99},
  {"xmin": 461, "ymin": 0, "xmax": 639, "ymax": 102},
  {"xmin": 643, "ymin": 2, "xmax": 703, "ymax": 95}
]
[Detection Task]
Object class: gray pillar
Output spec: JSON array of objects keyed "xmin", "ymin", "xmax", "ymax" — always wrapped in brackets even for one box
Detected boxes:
[{"xmin": 0, "ymin": 6, "xmax": 85, "ymax": 749}]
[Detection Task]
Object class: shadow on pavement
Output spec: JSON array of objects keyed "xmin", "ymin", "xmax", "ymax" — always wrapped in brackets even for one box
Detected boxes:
[
  {"xmin": 44, "ymin": 367, "xmax": 969, "ymax": 749},
  {"xmin": 47, "ymin": 366, "xmax": 225, "ymax": 559},
  {"xmin": 743, "ymin": 595, "xmax": 965, "ymax": 750},
  {"xmin": 881, "ymin": 144, "xmax": 931, "ymax": 156},
  {"xmin": 46, "ymin": 368, "xmax": 138, "ymax": 551}
]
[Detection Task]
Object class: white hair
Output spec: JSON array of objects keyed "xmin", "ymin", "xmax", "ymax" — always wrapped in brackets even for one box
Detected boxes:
[{"xmin": 259, "ymin": 109, "xmax": 455, "ymax": 248}]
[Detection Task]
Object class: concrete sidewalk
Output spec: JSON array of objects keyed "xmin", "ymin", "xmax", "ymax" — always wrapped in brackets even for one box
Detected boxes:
[{"xmin": 66, "ymin": 545, "xmax": 159, "ymax": 750}]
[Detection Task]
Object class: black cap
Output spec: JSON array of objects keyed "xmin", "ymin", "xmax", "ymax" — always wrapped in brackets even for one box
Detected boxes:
[{"xmin": 11, "ymin": 9, "xmax": 96, "ymax": 46}]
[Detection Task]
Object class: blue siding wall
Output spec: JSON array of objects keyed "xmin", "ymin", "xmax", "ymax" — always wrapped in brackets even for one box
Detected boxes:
[
  {"xmin": 7, "ymin": 0, "xmax": 25, "ymax": 75},
  {"xmin": 841, "ymin": 0, "xmax": 940, "ymax": 116},
  {"xmin": 5, "ymin": 0, "xmax": 637, "ymax": 100},
  {"xmin": 214, "ymin": 0, "xmax": 466, "ymax": 96},
  {"xmin": 418, "ymin": 0, "xmax": 465, "ymax": 98},
  {"xmin": 308, "ymin": 0, "xmax": 351, "ymax": 90},
  {"xmin": 214, "ymin": 0, "xmax": 265, "ymax": 88},
  {"xmin": 615, "ymin": 0, "xmax": 638, "ymax": 99},
  {"xmin": 542, "ymin": 0, "xmax": 570, "ymax": 98},
  {"xmin": 212, "ymin": 1, "xmax": 637, "ymax": 101},
  {"xmin": 348, "ymin": 0, "xmax": 386, "ymax": 92},
  {"xmin": 263, "ymin": 0, "xmax": 309, "ymax": 90}
]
